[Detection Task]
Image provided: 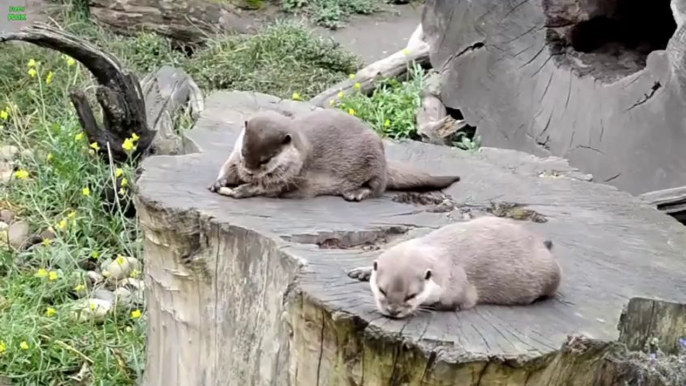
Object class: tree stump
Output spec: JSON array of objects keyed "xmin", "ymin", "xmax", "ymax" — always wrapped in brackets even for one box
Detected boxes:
[
  {"xmin": 421, "ymin": 0, "xmax": 686, "ymax": 195},
  {"xmin": 135, "ymin": 90, "xmax": 686, "ymax": 385}
]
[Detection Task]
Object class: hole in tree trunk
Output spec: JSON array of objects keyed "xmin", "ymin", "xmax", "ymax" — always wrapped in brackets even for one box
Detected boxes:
[{"xmin": 545, "ymin": 0, "xmax": 676, "ymax": 83}]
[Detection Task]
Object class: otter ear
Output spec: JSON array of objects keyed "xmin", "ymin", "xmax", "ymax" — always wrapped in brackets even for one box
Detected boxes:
[
  {"xmin": 373, "ymin": 260, "xmax": 378, "ymax": 271},
  {"xmin": 283, "ymin": 134, "xmax": 292, "ymax": 144},
  {"xmin": 424, "ymin": 269, "xmax": 432, "ymax": 280}
]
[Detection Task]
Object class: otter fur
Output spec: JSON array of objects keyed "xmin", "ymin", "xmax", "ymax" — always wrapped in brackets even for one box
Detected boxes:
[
  {"xmin": 208, "ymin": 109, "xmax": 460, "ymax": 201},
  {"xmin": 347, "ymin": 216, "xmax": 562, "ymax": 319}
]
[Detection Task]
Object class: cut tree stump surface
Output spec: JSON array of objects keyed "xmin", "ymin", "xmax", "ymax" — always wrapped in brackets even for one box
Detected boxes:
[{"xmin": 136, "ymin": 91, "xmax": 686, "ymax": 385}]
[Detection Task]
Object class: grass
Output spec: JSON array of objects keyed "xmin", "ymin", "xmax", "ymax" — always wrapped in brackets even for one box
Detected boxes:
[
  {"xmin": 280, "ymin": 0, "xmax": 382, "ymax": 29},
  {"xmin": 332, "ymin": 63, "xmax": 481, "ymax": 149},
  {"xmin": 0, "ymin": 6, "xmax": 361, "ymax": 385}
]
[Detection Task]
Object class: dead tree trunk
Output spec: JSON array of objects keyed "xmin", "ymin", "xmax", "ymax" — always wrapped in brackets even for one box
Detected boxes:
[
  {"xmin": 136, "ymin": 90, "xmax": 686, "ymax": 386},
  {"xmin": 0, "ymin": 23, "xmax": 153, "ymax": 163},
  {"xmin": 421, "ymin": 0, "xmax": 686, "ymax": 195}
]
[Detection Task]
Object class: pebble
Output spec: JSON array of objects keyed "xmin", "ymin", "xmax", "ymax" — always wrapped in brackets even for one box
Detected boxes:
[
  {"xmin": 70, "ymin": 298, "xmax": 112, "ymax": 323},
  {"xmin": 0, "ymin": 145, "xmax": 18, "ymax": 161},
  {"xmin": 103, "ymin": 256, "xmax": 142, "ymax": 281},
  {"xmin": 86, "ymin": 271, "xmax": 104, "ymax": 284},
  {"xmin": 0, "ymin": 210, "xmax": 14, "ymax": 224},
  {"xmin": 113, "ymin": 287, "xmax": 133, "ymax": 306},
  {"xmin": 92, "ymin": 289, "xmax": 115, "ymax": 303},
  {"xmin": 8, "ymin": 220, "xmax": 29, "ymax": 250},
  {"xmin": 0, "ymin": 162, "xmax": 13, "ymax": 184}
]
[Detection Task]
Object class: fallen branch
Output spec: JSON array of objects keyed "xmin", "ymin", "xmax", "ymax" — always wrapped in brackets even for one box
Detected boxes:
[
  {"xmin": 0, "ymin": 22, "xmax": 153, "ymax": 163},
  {"xmin": 309, "ymin": 23, "xmax": 430, "ymax": 108}
]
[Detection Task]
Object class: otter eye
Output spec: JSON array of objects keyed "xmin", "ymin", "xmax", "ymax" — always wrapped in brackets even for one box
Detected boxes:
[
  {"xmin": 378, "ymin": 288, "xmax": 387, "ymax": 297},
  {"xmin": 283, "ymin": 134, "xmax": 292, "ymax": 144},
  {"xmin": 404, "ymin": 293, "xmax": 417, "ymax": 302}
]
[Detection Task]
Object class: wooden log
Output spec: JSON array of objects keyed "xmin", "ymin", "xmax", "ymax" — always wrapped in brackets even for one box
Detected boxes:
[
  {"xmin": 309, "ymin": 23, "xmax": 431, "ymax": 108},
  {"xmin": 421, "ymin": 0, "xmax": 686, "ymax": 195},
  {"xmin": 135, "ymin": 90, "xmax": 686, "ymax": 385},
  {"xmin": 0, "ymin": 23, "xmax": 153, "ymax": 163},
  {"xmin": 639, "ymin": 186, "xmax": 686, "ymax": 223}
]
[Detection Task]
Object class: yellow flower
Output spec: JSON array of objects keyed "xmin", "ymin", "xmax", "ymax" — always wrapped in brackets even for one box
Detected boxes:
[
  {"xmin": 291, "ymin": 92, "xmax": 301, "ymax": 100},
  {"xmin": 75, "ymin": 132, "xmax": 84, "ymax": 141},
  {"xmin": 384, "ymin": 119, "xmax": 391, "ymax": 127},
  {"xmin": 35, "ymin": 268, "xmax": 48, "ymax": 278},
  {"xmin": 348, "ymin": 73, "xmax": 356, "ymax": 79},
  {"xmin": 28, "ymin": 68, "xmax": 37, "ymax": 78},
  {"xmin": 92, "ymin": 251, "xmax": 99, "ymax": 259},
  {"xmin": 102, "ymin": 270, "xmax": 111, "ymax": 278},
  {"xmin": 354, "ymin": 82, "xmax": 361, "ymax": 90},
  {"xmin": 115, "ymin": 168, "xmax": 123, "ymax": 178},
  {"xmin": 0, "ymin": 110, "xmax": 7, "ymax": 120},
  {"xmin": 337, "ymin": 91, "xmax": 344, "ymax": 98},
  {"xmin": 28, "ymin": 59, "xmax": 36, "ymax": 67},
  {"xmin": 67, "ymin": 210, "xmax": 76, "ymax": 219},
  {"xmin": 82, "ymin": 187, "xmax": 90, "ymax": 196},
  {"xmin": 58, "ymin": 218, "xmax": 68, "ymax": 230},
  {"xmin": 41, "ymin": 238, "xmax": 52, "ymax": 246},
  {"xmin": 116, "ymin": 255, "xmax": 126, "ymax": 265},
  {"xmin": 89, "ymin": 142, "xmax": 100, "ymax": 151},
  {"xmin": 46, "ymin": 307, "xmax": 57, "ymax": 317},
  {"xmin": 131, "ymin": 133, "xmax": 140, "ymax": 142},
  {"xmin": 74, "ymin": 284, "xmax": 85, "ymax": 292},
  {"xmin": 347, "ymin": 108, "xmax": 356, "ymax": 116},
  {"xmin": 45, "ymin": 71, "xmax": 54, "ymax": 84},
  {"xmin": 131, "ymin": 310, "xmax": 142, "ymax": 319},
  {"xmin": 119, "ymin": 188, "xmax": 127, "ymax": 195},
  {"xmin": 13, "ymin": 169, "xmax": 29, "ymax": 180},
  {"xmin": 122, "ymin": 138, "xmax": 135, "ymax": 152},
  {"xmin": 67, "ymin": 57, "xmax": 75, "ymax": 67},
  {"xmin": 19, "ymin": 341, "xmax": 29, "ymax": 350},
  {"xmin": 402, "ymin": 48, "xmax": 411, "ymax": 56},
  {"xmin": 0, "ymin": 341, "xmax": 5, "ymax": 354},
  {"xmin": 328, "ymin": 99, "xmax": 335, "ymax": 106},
  {"xmin": 48, "ymin": 271, "xmax": 58, "ymax": 281},
  {"xmin": 121, "ymin": 178, "xmax": 128, "ymax": 188},
  {"xmin": 89, "ymin": 301, "xmax": 96, "ymax": 311},
  {"xmin": 130, "ymin": 269, "xmax": 140, "ymax": 279},
  {"xmin": 47, "ymin": 153, "xmax": 53, "ymax": 161}
]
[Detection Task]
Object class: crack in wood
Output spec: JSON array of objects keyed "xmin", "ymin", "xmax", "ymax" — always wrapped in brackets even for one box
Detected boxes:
[{"xmin": 626, "ymin": 81, "xmax": 662, "ymax": 111}]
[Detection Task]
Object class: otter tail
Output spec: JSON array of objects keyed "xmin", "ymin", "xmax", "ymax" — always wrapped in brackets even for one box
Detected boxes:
[{"xmin": 385, "ymin": 160, "xmax": 460, "ymax": 191}]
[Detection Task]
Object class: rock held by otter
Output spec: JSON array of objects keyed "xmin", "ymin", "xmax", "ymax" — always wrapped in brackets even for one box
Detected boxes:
[
  {"xmin": 208, "ymin": 109, "xmax": 460, "ymax": 201},
  {"xmin": 347, "ymin": 216, "xmax": 562, "ymax": 319}
]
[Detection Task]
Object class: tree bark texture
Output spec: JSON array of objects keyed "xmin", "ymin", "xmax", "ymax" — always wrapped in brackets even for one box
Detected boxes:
[
  {"xmin": 421, "ymin": 0, "xmax": 686, "ymax": 195},
  {"xmin": 136, "ymin": 90, "xmax": 686, "ymax": 385}
]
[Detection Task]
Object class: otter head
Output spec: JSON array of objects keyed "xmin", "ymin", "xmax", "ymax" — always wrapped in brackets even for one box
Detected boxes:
[
  {"xmin": 237, "ymin": 112, "xmax": 304, "ymax": 184},
  {"xmin": 370, "ymin": 244, "xmax": 439, "ymax": 319}
]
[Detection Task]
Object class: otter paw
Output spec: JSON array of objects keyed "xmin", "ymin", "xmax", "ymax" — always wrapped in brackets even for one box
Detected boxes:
[
  {"xmin": 347, "ymin": 266, "xmax": 373, "ymax": 281},
  {"xmin": 342, "ymin": 188, "xmax": 372, "ymax": 202},
  {"xmin": 208, "ymin": 179, "xmax": 227, "ymax": 193},
  {"xmin": 216, "ymin": 187, "xmax": 236, "ymax": 197}
]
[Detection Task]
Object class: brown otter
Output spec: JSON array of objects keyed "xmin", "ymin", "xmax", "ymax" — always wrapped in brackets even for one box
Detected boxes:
[
  {"xmin": 347, "ymin": 216, "xmax": 562, "ymax": 319},
  {"xmin": 208, "ymin": 109, "xmax": 460, "ymax": 201}
]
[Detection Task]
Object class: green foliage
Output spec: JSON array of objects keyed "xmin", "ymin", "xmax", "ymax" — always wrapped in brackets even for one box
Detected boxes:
[
  {"xmin": 281, "ymin": 0, "xmax": 381, "ymax": 29},
  {"xmin": 185, "ymin": 20, "xmax": 361, "ymax": 98}
]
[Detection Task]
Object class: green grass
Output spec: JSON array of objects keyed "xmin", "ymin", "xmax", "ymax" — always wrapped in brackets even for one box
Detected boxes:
[
  {"xmin": 280, "ymin": 0, "xmax": 382, "ymax": 29},
  {"xmin": 0, "ymin": 8, "xmax": 361, "ymax": 385}
]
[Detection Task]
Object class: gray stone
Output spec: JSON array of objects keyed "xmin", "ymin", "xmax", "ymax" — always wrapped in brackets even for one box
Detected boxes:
[
  {"xmin": 0, "ymin": 145, "xmax": 18, "ymax": 160},
  {"xmin": 92, "ymin": 289, "xmax": 115, "ymax": 303},
  {"xmin": 0, "ymin": 209, "xmax": 15, "ymax": 224},
  {"xmin": 0, "ymin": 161, "xmax": 12, "ymax": 184},
  {"xmin": 135, "ymin": 91, "xmax": 686, "ymax": 385},
  {"xmin": 7, "ymin": 220, "xmax": 29, "ymax": 250},
  {"xmin": 421, "ymin": 0, "xmax": 686, "ymax": 195}
]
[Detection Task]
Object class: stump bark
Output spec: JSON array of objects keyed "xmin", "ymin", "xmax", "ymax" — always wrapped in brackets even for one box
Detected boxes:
[
  {"xmin": 136, "ymin": 90, "xmax": 686, "ymax": 385},
  {"xmin": 421, "ymin": 0, "xmax": 686, "ymax": 195}
]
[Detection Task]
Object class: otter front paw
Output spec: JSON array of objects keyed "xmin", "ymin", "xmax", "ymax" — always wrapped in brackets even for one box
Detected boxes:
[
  {"xmin": 347, "ymin": 266, "xmax": 373, "ymax": 281},
  {"xmin": 217, "ymin": 184, "xmax": 258, "ymax": 199},
  {"xmin": 208, "ymin": 178, "xmax": 227, "ymax": 193},
  {"xmin": 341, "ymin": 188, "xmax": 372, "ymax": 202}
]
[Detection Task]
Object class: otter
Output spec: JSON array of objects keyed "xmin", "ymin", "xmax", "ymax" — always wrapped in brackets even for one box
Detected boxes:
[
  {"xmin": 208, "ymin": 109, "xmax": 460, "ymax": 201},
  {"xmin": 347, "ymin": 216, "xmax": 562, "ymax": 319}
]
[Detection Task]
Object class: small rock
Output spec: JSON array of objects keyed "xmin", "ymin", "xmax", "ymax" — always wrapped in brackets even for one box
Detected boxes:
[
  {"xmin": 120, "ymin": 278, "xmax": 144, "ymax": 290},
  {"xmin": 0, "ymin": 145, "xmax": 18, "ymax": 161},
  {"xmin": 86, "ymin": 271, "xmax": 104, "ymax": 284},
  {"xmin": 0, "ymin": 222, "xmax": 7, "ymax": 231},
  {"xmin": 103, "ymin": 256, "xmax": 142, "ymax": 281},
  {"xmin": 92, "ymin": 289, "xmax": 115, "ymax": 303},
  {"xmin": 39, "ymin": 229, "xmax": 55, "ymax": 241},
  {"xmin": 70, "ymin": 298, "xmax": 112, "ymax": 323},
  {"xmin": 8, "ymin": 220, "xmax": 29, "ymax": 250},
  {"xmin": 0, "ymin": 210, "xmax": 14, "ymax": 224},
  {"xmin": 113, "ymin": 287, "xmax": 133, "ymax": 306},
  {"xmin": 0, "ymin": 162, "xmax": 13, "ymax": 184}
]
